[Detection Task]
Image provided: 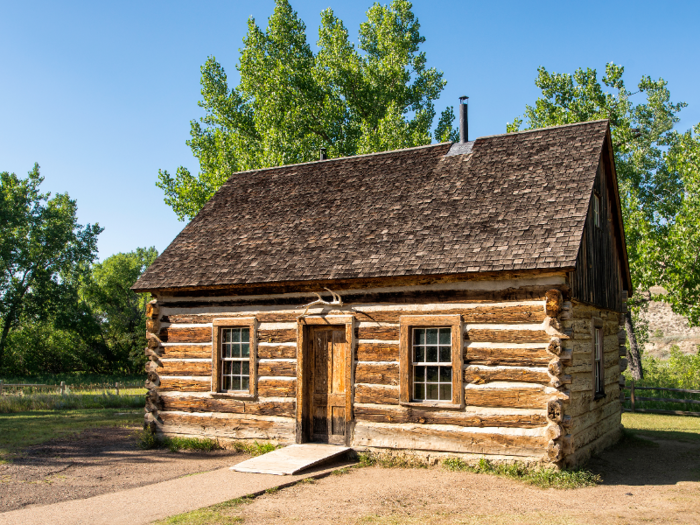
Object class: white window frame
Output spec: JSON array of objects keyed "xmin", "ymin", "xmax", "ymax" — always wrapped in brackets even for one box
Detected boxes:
[{"xmin": 212, "ymin": 318, "xmax": 257, "ymax": 398}]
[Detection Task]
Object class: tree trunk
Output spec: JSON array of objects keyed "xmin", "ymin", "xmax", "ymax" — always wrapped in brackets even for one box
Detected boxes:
[
  {"xmin": 0, "ymin": 314, "xmax": 12, "ymax": 371},
  {"xmin": 624, "ymin": 310, "xmax": 644, "ymax": 380}
]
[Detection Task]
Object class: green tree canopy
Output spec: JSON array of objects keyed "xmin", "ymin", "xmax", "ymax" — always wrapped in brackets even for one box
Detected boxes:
[
  {"xmin": 0, "ymin": 164, "xmax": 102, "ymax": 370},
  {"xmin": 80, "ymin": 247, "xmax": 159, "ymax": 373},
  {"xmin": 158, "ymin": 0, "xmax": 457, "ymax": 221},
  {"xmin": 509, "ymin": 63, "xmax": 700, "ymax": 378}
]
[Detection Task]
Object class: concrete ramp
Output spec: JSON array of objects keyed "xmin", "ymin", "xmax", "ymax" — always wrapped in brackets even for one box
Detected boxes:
[{"xmin": 231, "ymin": 444, "xmax": 351, "ymax": 475}]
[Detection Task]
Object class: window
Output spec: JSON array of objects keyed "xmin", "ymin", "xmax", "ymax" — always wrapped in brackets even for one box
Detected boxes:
[
  {"xmin": 212, "ymin": 318, "xmax": 257, "ymax": 396},
  {"xmin": 412, "ymin": 328, "xmax": 452, "ymax": 401},
  {"xmin": 221, "ymin": 327, "xmax": 250, "ymax": 391},
  {"xmin": 593, "ymin": 320, "xmax": 604, "ymax": 397},
  {"xmin": 593, "ymin": 193, "xmax": 601, "ymax": 228},
  {"xmin": 399, "ymin": 315, "xmax": 463, "ymax": 407}
]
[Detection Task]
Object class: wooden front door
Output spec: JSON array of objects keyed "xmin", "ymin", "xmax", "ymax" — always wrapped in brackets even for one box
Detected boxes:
[{"xmin": 309, "ymin": 326, "xmax": 347, "ymax": 444}]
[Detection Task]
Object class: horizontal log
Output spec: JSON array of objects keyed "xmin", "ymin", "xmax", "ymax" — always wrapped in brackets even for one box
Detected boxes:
[
  {"xmin": 157, "ymin": 412, "xmax": 295, "ymax": 441},
  {"xmin": 354, "ymin": 405, "xmax": 547, "ymax": 428},
  {"xmin": 463, "ymin": 366, "xmax": 550, "ymax": 385},
  {"xmin": 355, "ymin": 363, "xmax": 400, "ymax": 386},
  {"xmin": 258, "ymin": 328, "xmax": 297, "ymax": 344},
  {"xmin": 160, "ymin": 395, "xmax": 296, "ymax": 417},
  {"xmin": 354, "ymin": 384, "xmax": 399, "ymax": 405},
  {"xmin": 163, "ymin": 304, "xmax": 547, "ymax": 325},
  {"xmin": 258, "ymin": 345, "xmax": 296, "ymax": 359},
  {"xmin": 356, "ymin": 343, "xmax": 399, "ymax": 362},
  {"xmin": 465, "ymin": 346, "xmax": 550, "ymax": 367},
  {"xmin": 466, "ymin": 329, "xmax": 550, "ymax": 344},
  {"xmin": 159, "ymin": 361, "xmax": 212, "ymax": 377},
  {"xmin": 258, "ymin": 378, "xmax": 296, "ymax": 398},
  {"xmin": 160, "ymin": 326, "xmax": 211, "ymax": 344},
  {"xmin": 159, "ymin": 378, "xmax": 211, "ymax": 392},
  {"xmin": 258, "ymin": 361, "xmax": 297, "ymax": 378},
  {"xmin": 160, "ymin": 284, "xmax": 555, "ymax": 308},
  {"xmin": 161, "ymin": 345, "xmax": 212, "ymax": 359},
  {"xmin": 566, "ymin": 386, "xmax": 620, "ymax": 417},
  {"xmin": 572, "ymin": 410, "xmax": 621, "ymax": 450},
  {"xmin": 356, "ymin": 326, "xmax": 399, "ymax": 341},
  {"xmin": 352, "ymin": 422, "xmax": 547, "ymax": 457},
  {"xmin": 567, "ymin": 400, "xmax": 621, "ymax": 436},
  {"xmin": 465, "ymin": 387, "xmax": 549, "ymax": 410}
]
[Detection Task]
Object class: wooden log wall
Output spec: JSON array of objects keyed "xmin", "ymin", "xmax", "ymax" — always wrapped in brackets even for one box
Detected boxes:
[
  {"xmin": 143, "ymin": 275, "xmax": 600, "ymax": 461},
  {"xmin": 557, "ymin": 302, "xmax": 624, "ymax": 467}
]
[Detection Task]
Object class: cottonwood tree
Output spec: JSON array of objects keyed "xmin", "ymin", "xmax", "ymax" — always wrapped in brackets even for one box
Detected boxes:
[
  {"xmin": 80, "ymin": 247, "xmax": 159, "ymax": 373},
  {"xmin": 508, "ymin": 63, "xmax": 696, "ymax": 379},
  {"xmin": 158, "ymin": 0, "xmax": 457, "ymax": 221},
  {"xmin": 0, "ymin": 164, "xmax": 102, "ymax": 371}
]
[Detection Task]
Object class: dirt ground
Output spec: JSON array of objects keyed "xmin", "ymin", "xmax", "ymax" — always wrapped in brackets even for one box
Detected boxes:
[
  {"xmin": 1, "ymin": 426, "xmax": 699, "ymax": 524},
  {"xmin": 223, "ymin": 435, "xmax": 700, "ymax": 525},
  {"xmin": 0, "ymin": 426, "xmax": 245, "ymax": 513}
]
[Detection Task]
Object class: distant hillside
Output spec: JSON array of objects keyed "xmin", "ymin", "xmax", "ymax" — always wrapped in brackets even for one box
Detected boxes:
[{"xmin": 641, "ymin": 286, "xmax": 700, "ymax": 358}]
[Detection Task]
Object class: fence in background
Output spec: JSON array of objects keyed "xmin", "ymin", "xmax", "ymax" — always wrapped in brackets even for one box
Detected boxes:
[
  {"xmin": 622, "ymin": 381, "xmax": 700, "ymax": 417},
  {"xmin": 0, "ymin": 381, "xmax": 145, "ymax": 396}
]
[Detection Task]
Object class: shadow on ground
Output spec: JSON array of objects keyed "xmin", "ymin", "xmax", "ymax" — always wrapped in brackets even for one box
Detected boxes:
[{"xmin": 588, "ymin": 427, "xmax": 700, "ymax": 486}]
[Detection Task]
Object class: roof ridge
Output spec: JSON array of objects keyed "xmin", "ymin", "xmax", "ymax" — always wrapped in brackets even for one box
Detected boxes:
[
  {"xmin": 225, "ymin": 141, "xmax": 452, "ymax": 179},
  {"xmin": 474, "ymin": 119, "xmax": 610, "ymax": 142}
]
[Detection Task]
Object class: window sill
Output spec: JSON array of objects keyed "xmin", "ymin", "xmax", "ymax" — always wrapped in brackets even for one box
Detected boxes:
[
  {"xmin": 400, "ymin": 401, "xmax": 463, "ymax": 410},
  {"xmin": 211, "ymin": 392, "xmax": 256, "ymax": 401}
]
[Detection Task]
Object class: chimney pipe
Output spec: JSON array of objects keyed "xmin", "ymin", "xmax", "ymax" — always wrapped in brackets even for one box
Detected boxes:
[
  {"xmin": 320, "ymin": 147, "xmax": 327, "ymax": 160},
  {"xmin": 459, "ymin": 96, "xmax": 469, "ymax": 143}
]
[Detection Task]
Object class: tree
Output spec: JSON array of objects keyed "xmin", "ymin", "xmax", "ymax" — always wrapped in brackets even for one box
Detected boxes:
[
  {"xmin": 0, "ymin": 164, "xmax": 102, "ymax": 371},
  {"xmin": 158, "ymin": 0, "xmax": 457, "ymax": 221},
  {"xmin": 80, "ymin": 247, "xmax": 158, "ymax": 374},
  {"xmin": 508, "ymin": 63, "xmax": 694, "ymax": 379}
]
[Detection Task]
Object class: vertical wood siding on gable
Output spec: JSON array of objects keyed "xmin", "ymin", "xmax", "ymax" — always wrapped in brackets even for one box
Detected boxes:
[{"xmin": 569, "ymin": 156, "xmax": 624, "ymax": 311}]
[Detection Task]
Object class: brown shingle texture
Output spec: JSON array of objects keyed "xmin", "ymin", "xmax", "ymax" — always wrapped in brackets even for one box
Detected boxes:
[{"xmin": 134, "ymin": 120, "xmax": 609, "ymax": 291}]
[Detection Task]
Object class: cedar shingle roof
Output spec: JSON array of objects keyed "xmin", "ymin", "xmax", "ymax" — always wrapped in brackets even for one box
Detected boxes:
[{"xmin": 134, "ymin": 120, "xmax": 612, "ymax": 291}]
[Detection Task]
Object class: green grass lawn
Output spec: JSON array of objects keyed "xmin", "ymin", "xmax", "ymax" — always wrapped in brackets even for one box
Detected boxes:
[
  {"xmin": 0, "ymin": 408, "xmax": 143, "ymax": 461},
  {"xmin": 622, "ymin": 411, "xmax": 700, "ymax": 443}
]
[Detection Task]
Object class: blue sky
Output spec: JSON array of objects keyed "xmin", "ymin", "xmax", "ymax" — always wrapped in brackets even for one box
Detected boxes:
[{"xmin": 2, "ymin": 0, "xmax": 698, "ymax": 260}]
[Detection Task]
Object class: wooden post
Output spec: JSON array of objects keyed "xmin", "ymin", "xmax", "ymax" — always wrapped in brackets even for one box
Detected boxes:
[
  {"xmin": 631, "ymin": 381, "xmax": 635, "ymax": 413},
  {"xmin": 0, "ymin": 380, "xmax": 3, "ymax": 395},
  {"xmin": 60, "ymin": 381, "xmax": 66, "ymax": 396}
]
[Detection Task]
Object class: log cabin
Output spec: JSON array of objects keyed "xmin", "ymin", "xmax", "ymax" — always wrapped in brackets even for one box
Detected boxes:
[{"xmin": 133, "ymin": 118, "xmax": 631, "ymax": 467}]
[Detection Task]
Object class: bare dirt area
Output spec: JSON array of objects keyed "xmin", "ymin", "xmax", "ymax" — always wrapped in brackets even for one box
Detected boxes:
[
  {"xmin": 224, "ymin": 436, "xmax": 700, "ymax": 525},
  {"xmin": 0, "ymin": 426, "xmax": 244, "ymax": 513}
]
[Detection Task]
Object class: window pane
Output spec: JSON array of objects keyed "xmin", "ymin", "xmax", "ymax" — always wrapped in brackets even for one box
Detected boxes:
[
  {"xmin": 439, "ymin": 346, "xmax": 451, "ymax": 363},
  {"xmin": 241, "ymin": 377, "xmax": 249, "ymax": 390},
  {"xmin": 414, "ymin": 329, "xmax": 425, "ymax": 345},
  {"xmin": 223, "ymin": 329, "xmax": 231, "ymax": 343},
  {"xmin": 242, "ymin": 361, "xmax": 249, "ymax": 375},
  {"xmin": 414, "ymin": 383, "xmax": 425, "ymax": 400},
  {"xmin": 426, "ymin": 329, "xmax": 438, "ymax": 344},
  {"xmin": 439, "ymin": 329, "xmax": 451, "ymax": 345},
  {"xmin": 414, "ymin": 366, "xmax": 425, "ymax": 382},
  {"xmin": 233, "ymin": 377, "xmax": 242, "ymax": 390},
  {"xmin": 232, "ymin": 329, "xmax": 240, "ymax": 342},
  {"xmin": 426, "ymin": 384, "xmax": 438, "ymax": 400},
  {"xmin": 439, "ymin": 384, "xmax": 452, "ymax": 401},
  {"xmin": 241, "ymin": 343, "xmax": 250, "ymax": 357},
  {"xmin": 440, "ymin": 367, "xmax": 452, "ymax": 382},
  {"xmin": 222, "ymin": 375, "xmax": 230, "ymax": 391},
  {"xmin": 223, "ymin": 361, "xmax": 232, "ymax": 375},
  {"xmin": 426, "ymin": 346, "xmax": 438, "ymax": 362},
  {"xmin": 232, "ymin": 361, "xmax": 241, "ymax": 375},
  {"xmin": 414, "ymin": 346, "xmax": 424, "ymax": 363},
  {"xmin": 241, "ymin": 328, "xmax": 250, "ymax": 342},
  {"xmin": 426, "ymin": 366, "xmax": 439, "ymax": 382}
]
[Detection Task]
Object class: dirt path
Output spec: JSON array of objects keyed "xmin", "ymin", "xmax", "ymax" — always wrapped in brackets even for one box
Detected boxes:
[
  {"xmin": 219, "ymin": 435, "xmax": 700, "ymax": 525},
  {"xmin": 0, "ymin": 426, "xmax": 245, "ymax": 513}
]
